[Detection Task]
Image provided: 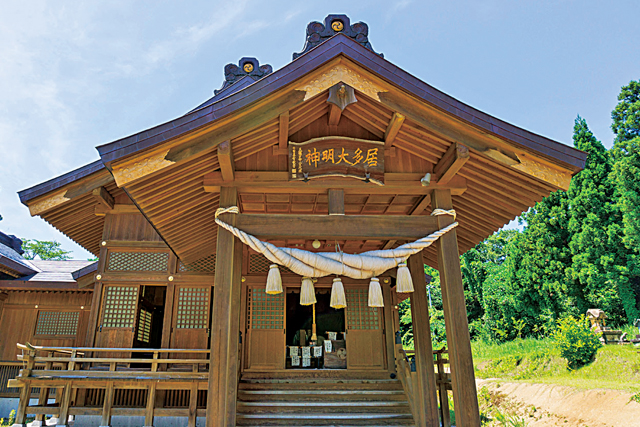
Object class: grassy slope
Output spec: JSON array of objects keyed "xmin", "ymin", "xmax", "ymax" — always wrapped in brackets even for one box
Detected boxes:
[{"xmin": 472, "ymin": 338, "xmax": 640, "ymax": 394}]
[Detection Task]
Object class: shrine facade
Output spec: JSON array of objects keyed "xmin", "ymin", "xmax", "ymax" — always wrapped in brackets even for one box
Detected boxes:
[{"xmin": 1, "ymin": 14, "xmax": 586, "ymax": 427}]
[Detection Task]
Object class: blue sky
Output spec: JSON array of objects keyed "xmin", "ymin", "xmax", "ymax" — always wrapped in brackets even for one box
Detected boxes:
[{"xmin": 1, "ymin": 1, "xmax": 639, "ymax": 259}]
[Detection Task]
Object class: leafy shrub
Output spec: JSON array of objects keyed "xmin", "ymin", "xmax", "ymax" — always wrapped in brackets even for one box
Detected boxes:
[{"xmin": 553, "ymin": 315, "xmax": 601, "ymax": 369}]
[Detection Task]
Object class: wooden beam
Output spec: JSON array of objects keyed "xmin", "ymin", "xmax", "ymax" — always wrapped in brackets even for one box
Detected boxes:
[
  {"xmin": 328, "ymin": 189, "xmax": 345, "ymax": 215},
  {"xmin": 217, "ymin": 141, "xmax": 235, "ymax": 182},
  {"xmin": 28, "ymin": 170, "xmax": 114, "ymax": 217},
  {"xmin": 112, "ymin": 90, "xmax": 306, "ymax": 187},
  {"xmin": 207, "ymin": 187, "xmax": 242, "ymax": 427},
  {"xmin": 233, "ymin": 213, "xmax": 439, "ymax": 240},
  {"xmin": 95, "ymin": 204, "xmax": 140, "ymax": 216},
  {"xmin": 433, "ymin": 189, "xmax": 480, "ymax": 427},
  {"xmin": 328, "ymin": 103, "xmax": 342, "ymax": 126},
  {"xmin": 434, "ymin": 143, "xmax": 470, "ymax": 185},
  {"xmin": 378, "ymin": 91, "xmax": 575, "ymax": 189},
  {"xmin": 384, "ymin": 112, "xmax": 405, "ymax": 147},
  {"xmin": 203, "ymin": 171, "xmax": 466, "ymax": 196},
  {"xmin": 273, "ymin": 112, "xmax": 289, "ymax": 156},
  {"xmin": 92, "ymin": 187, "xmax": 114, "ymax": 210},
  {"xmin": 408, "ymin": 252, "xmax": 440, "ymax": 427},
  {"xmin": 382, "ymin": 194, "xmax": 431, "ymax": 250}
]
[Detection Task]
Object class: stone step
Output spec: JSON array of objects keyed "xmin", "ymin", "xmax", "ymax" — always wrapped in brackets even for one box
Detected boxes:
[
  {"xmin": 238, "ymin": 390, "xmax": 407, "ymax": 402},
  {"xmin": 235, "ymin": 412, "xmax": 415, "ymax": 426},
  {"xmin": 238, "ymin": 382, "xmax": 403, "ymax": 391},
  {"xmin": 237, "ymin": 401, "xmax": 410, "ymax": 415}
]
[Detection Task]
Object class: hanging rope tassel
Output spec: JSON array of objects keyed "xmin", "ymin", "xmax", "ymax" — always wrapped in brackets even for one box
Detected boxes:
[
  {"xmin": 265, "ymin": 264, "xmax": 283, "ymax": 295},
  {"xmin": 368, "ymin": 277, "xmax": 384, "ymax": 307},
  {"xmin": 300, "ymin": 277, "xmax": 317, "ymax": 305},
  {"xmin": 396, "ymin": 262, "xmax": 414, "ymax": 293},
  {"xmin": 330, "ymin": 277, "xmax": 347, "ymax": 309}
]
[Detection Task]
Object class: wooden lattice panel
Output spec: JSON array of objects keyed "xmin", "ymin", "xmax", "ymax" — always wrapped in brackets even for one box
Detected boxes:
[
  {"xmin": 137, "ymin": 309, "xmax": 152, "ymax": 343},
  {"xmin": 248, "ymin": 254, "xmax": 293, "ymax": 274},
  {"xmin": 176, "ymin": 287, "xmax": 210, "ymax": 329},
  {"xmin": 346, "ymin": 288, "xmax": 379, "ymax": 330},
  {"xmin": 248, "ymin": 288, "xmax": 284, "ymax": 329},
  {"xmin": 102, "ymin": 286, "xmax": 138, "ymax": 328},
  {"xmin": 178, "ymin": 255, "xmax": 216, "ymax": 273},
  {"xmin": 34, "ymin": 311, "xmax": 79, "ymax": 336},
  {"xmin": 107, "ymin": 252, "xmax": 169, "ymax": 272}
]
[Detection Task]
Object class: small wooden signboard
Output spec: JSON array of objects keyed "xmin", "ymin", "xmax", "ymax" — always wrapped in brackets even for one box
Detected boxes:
[{"xmin": 289, "ymin": 136, "xmax": 385, "ymax": 185}]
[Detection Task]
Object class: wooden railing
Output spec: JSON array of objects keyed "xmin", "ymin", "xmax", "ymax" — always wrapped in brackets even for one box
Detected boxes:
[
  {"xmin": 9, "ymin": 343, "xmax": 211, "ymax": 427},
  {"xmin": 395, "ymin": 346, "xmax": 452, "ymax": 427}
]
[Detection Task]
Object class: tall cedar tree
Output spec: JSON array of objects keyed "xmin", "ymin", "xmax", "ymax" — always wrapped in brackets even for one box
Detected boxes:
[
  {"xmin": 567, "ymin": 117, "xmax": 629, "ymax": 323},
  {"xmin": 610, "ymin": 80, "xmax": 640, "ymax": 319},
  {"xmin": 502, "ymin": 191, "xmax": 573, "ymax": 337}
]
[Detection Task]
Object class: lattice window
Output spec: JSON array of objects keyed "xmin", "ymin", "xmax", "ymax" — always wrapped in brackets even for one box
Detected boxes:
[
  {"xmin": 107, "ymin": 252, "xmax": 169, "ymax": 272},
  {"xmin": 248, "ymin": 254, "xmax": 293, "ymax": 274},
  {"xmin": 176, "ymin": 287, "xmax": 210, "ymax": 329},
  {"xmin": 247, "ymin": 288, "xmax": 284, "ymax": 329},
  {"xmin": 178, "ymin": 255, "xmax": 216, "ymax": 274},
  {"xmin": 137, "ymin": 309, "xmax": 152, "ymax": 343},
  {"xmin": 34, "ymin": 311, "xmax": 79, "ymax": 336},
  {"xmin": 346, "ymin": 288, "xmax": 380, "ymax": 330},
  {"xmin": 102, "ymin": 286, "xmax": 138, "ymax": 328}
]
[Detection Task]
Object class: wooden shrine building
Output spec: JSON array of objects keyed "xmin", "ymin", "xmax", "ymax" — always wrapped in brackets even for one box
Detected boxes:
[{"xmin": 5, "ymin": 15, "xmax": 586, "ymax": 427}]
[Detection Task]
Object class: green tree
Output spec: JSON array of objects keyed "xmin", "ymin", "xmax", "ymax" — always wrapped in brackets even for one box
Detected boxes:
[
  {"xmin": 492, "ymin": 191, "xmax": 574, "ymax": 340},
  {"xmin": 460, "ymin": 229, "xmax": 519, "ymax": 337},
  {"xmin": 22, "ymin": 239, "xmax": 72, "ymax": 260},
  {"xmin": 610, "ymin": 79, "xmax": 640, "ymax": 320},
  {"xmin": 566, "ymin": 117, "xmax": 631, "ymax": 324}
]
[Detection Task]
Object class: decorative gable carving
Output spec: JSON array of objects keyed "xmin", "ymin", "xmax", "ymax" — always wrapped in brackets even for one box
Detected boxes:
[{"xmin": 293, "ymin": 14, "xmax": 383, "ymax": 60}]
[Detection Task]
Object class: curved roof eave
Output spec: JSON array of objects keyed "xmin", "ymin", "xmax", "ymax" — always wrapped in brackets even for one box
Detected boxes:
[{"xmin": 96, "ymin": 33, "xmax": 586, "ymax": 172}]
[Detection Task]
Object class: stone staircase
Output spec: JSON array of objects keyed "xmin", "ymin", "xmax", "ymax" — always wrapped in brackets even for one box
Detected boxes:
[{"xmin": 236, "ymin": 372, "xmax": 414, "ymax": 426}]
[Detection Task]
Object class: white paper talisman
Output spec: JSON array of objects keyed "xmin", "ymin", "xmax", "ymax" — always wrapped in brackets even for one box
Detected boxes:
[
  {"xmin": 324, "ymin": 340, "xmax": 332, "ymax": 353},
  {"xmin": 313, "ymin": 346, "xmax": 323, "ymax": 357},
  {"xmin": 301, "ymin": 346, "xmax": 311, "ymax": 358},
  {"xmin": 291, "ymin": 354, "xmax": 300, "ymax": 366}
]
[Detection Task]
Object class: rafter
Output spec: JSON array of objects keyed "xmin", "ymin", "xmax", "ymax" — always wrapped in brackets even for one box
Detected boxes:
[
  {"xmin": 384, "ymin": 112, "xmax": 405, "ymax": 147},
  {"xmin": 434, "ymin": 143, "xmax": 470, "ymax": 185},
  {"xmin": 217, "ymin": 141, "xmax": 235, "ymax": 182}
]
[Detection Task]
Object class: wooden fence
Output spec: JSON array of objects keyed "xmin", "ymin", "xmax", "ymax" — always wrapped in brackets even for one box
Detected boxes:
[
  {"xmin": 395, "ymin": 347, "xmax": 452, "ymax": 427},
  {"xmin": 8, "ymin": 344, "xmax": 210, "ymax": 427}
]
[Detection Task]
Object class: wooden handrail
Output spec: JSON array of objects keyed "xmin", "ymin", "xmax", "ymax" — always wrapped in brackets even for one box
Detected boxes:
[
  {"xmin": 17, "ymin": 343, "xmax": 210, "ymax": 354},
  {"xmin": 17, "ymin": 356, "xmax": 210, "ymax": 364}
]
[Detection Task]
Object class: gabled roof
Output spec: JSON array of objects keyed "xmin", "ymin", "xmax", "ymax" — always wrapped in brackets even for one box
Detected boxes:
[
  {"xmin": 16, "ymin": 15, "xmax": 588, "ymax": 265},
  {"xmin": 96, "ymin": 33, "xmax": 586, "ymax": 171},
  {"xmin": 0, "ymin": 232, "xmax": 37, "ymax": 277}
]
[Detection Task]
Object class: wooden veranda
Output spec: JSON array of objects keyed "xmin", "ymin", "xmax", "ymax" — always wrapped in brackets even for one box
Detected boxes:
[{"xmin": 8, "ymin": 14, "xmax": 586, "ymax": 427}]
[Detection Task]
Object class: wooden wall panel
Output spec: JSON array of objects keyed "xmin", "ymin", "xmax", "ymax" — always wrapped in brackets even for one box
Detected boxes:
[
  {"xmin": 105, "ymin": 213, "xmax": 163, "ymax": 242},
  {"xmin": 0, "ymin": 291, "xmax": 92, "ymax": 360}
]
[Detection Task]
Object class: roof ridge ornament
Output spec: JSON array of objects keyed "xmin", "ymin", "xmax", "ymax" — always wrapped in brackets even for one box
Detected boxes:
[
  {"xmin": 214, "ymin": 57, "xmax": 273, "ymax": 95},
  {"xmin": 293, "ymin": 14, "xmax": 383, "ymax": 60}
]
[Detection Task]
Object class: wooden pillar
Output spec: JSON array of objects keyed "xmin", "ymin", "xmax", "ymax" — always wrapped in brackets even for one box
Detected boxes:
[
  {"xmin": 408, "ymin": 253, "xmax": 439, "ymax": 427},
  {"xmin": 100, "ymin": 381, "xmax": 114, "ymax": 427},
  {"xmin": 433, "ymin": 189, "xmax": 480, "ymax": 427},
  {"xmin": 206, "ymin": 187, "xmax": 243, "ymax": 427},
  {"xmin": 55, "ymin": 383, "xmax": 72, "ymax": 427},
  {"xmin": 382, "ymin": 281, "xmax": 396, "ymax": 375}
]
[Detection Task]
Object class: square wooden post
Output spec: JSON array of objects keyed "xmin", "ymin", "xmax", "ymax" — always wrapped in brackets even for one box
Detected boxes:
[
  {"xmin": 206, "ymin": 187, "xmax": 243, "ymax": 427},
  {"xmin": 408, "ymin": 253, "xmax": 439, "ymax": 427},
  {"xmin": 433, "ymin": 189, "xmax": 480, "ymax": 427}
]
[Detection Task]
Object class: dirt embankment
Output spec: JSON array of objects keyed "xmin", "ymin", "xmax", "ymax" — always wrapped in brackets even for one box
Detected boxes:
[{"xmin": 478, "ymin": 379, "xmax": 640, "ymax": 427}]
